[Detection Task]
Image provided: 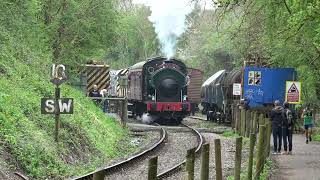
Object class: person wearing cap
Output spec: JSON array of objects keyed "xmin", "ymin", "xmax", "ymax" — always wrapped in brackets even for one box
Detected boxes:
[
  {"xmin": 270, "ymin": 100, "xmax": 284, "ymax": 154},
  {"xmin": 282, "ymin": 102, "xmax": 294, "ymax": 154},
  {"xmin": 302, "ymin": 104, "xmax": 314, "ymax": 144}
]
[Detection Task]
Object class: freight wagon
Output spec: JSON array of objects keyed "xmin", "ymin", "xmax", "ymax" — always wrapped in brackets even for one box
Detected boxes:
[{"xmin": 201, "ymin": 66, "xmax": 297, "ymax": 123}]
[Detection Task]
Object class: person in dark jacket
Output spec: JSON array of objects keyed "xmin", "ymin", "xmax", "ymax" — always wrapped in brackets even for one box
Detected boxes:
[
  {"xmin": 282, "ymin": 102, "xmax": 293, "ymax": 155},
  {"xmin": 89, "ymin": 85, "xmax": 101, "ymax": 104},
  {"xmin": 270, "ymin": 100, "xmax": 284, "ymax": 154}
]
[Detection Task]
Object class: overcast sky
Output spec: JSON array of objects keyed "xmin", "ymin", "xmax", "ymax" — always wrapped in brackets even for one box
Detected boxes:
[{"xmin": 132, "ymin": 0, "xmax": 215, "ymax": 10}]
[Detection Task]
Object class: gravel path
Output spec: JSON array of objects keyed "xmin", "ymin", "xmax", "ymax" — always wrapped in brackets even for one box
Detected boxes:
[
  {"xmin": 165, "ymin": 133, "xmax": 250, "ymax": 180},
  {"xmin": 105, "ymin": 130, "xmax": 198, "ymax": 180},
  {"xmin": 270, "ymin": 134, "xmax": 320, "ymax": 180}
]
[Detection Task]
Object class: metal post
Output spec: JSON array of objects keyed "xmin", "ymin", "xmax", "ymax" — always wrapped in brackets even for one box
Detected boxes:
[
  {"xmin": 234, "ymin": 137, "xmax": 242, "ymax": 180},
  {"xmin": 247, "ymin": 133, "xmax": 256, "ymax": 180},
  {"xmin": 148, "ymin": 156, "xmax": 158, "ymax": 180},
  {"xmin": 186, "ymin": 148, "xmax": 196, "ymax": 180},
  {"xmin": 55, "ymin": 86, "xmax": 60, "ymax": 142},
  {"xmin": 214, "ymin": 139, "xmax": 223, "ymax": 180},
  {"xmin": 200, "ymin": 143, "xmax": 210, "ymax": 180}
]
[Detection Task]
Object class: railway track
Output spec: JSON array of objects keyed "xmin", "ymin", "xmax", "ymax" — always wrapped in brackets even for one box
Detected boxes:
[
  {"xmin": 72, "ymin": 124, "xmax": 166, "ymax": 180},
  {"xmin": 157, "ymin": 123, "xmax": 203, "ymax": 179},
  {"xmin": 72, "ymin": 122, "xmax": 203, "ymax": 180}
]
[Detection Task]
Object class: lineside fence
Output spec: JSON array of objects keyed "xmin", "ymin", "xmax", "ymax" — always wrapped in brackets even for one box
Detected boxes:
[{"xmin": 89, "ymin": 97, "xmax": 128, "ymax": 127}]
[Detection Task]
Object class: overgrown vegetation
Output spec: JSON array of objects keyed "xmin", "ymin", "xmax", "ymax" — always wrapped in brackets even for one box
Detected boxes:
[{"xmin": 0, "ymin": 0, "xmax": 136, "ymax": 178}]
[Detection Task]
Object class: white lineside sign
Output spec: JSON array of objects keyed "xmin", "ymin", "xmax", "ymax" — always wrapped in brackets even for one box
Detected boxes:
[
  {"xmin": 233, "ymin": 83, "xmax": 242, "ymax": 96},
  {"xmin": 285, "ymin": 81, "xmax": 301, "ymax": 104}
]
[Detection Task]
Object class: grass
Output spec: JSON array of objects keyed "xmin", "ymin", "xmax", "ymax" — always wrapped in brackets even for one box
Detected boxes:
[
  {"xmin": 222, "ymin": 130, "xmax": 240, "ymax": 138},
  {"xmin": 0, "ymin": 24, "xmax": 135, "ymax": 179},
  {"xmin": 227, "ymin": 158, "xmax": 272, "ymax": 180},
  {"xmin": 312, "ymin": 127, "xmax": 320, "ymax": 142}
]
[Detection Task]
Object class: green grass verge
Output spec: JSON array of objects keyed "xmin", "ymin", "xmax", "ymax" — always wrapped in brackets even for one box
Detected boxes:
[
  {"xmin": 222, "ymin": 130, "xmax": 240, "ymax": 138},
  {"xmin": 0, "ymin": 23, "xmax": 135, "ymax": 179},
  {"xmin": 227, "ymin": 158, "xmax": 272, "ymax": 180}
]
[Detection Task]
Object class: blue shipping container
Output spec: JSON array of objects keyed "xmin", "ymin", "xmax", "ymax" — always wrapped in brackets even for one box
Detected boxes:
[{"xmin": 243, "ymin": 67, "xmax": 297, "ymax": 108}]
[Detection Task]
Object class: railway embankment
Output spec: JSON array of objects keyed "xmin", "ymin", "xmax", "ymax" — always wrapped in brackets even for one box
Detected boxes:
[{"xmin": 0, "ymin": 36, "xmax": 137, "ymax": 180}]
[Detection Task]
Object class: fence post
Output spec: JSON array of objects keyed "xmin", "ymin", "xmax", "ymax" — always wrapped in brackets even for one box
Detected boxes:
[
  {"xmin": 258, "ymin": 113, "xmax": 265, "ymax": 126},
  {"xmin": 214, "ymin": 139, "xmax": 223, "ymax": 180},
  {"xmin": 247, "ymin": 133, "xmax": 256, "ymax": 180},
  {"xmin": 265, "ymin": 119, "xmax": 272, "ymax": 157},
  {"xmin": 200, "ymin": 143, "xmax": 210, "ymax": 180},
  {"xmin": 240, "ymin": 109, "xmax": 246, "ymax": 136},
  {"xmin": 251, "ymin": 111, "xmax": 257, "ymax": 134},
  {"xmin": 234, "ymin": 137, "xmax": 242, "ymax": 180},
  {"xmin": 121, "ymin": 98, "xmax": 128, "ymax": 127},
  {"xmin": 246, "ymin": 110, "xmax": 251, "ymax": 137},
  {"xmin": 255, "ymin": 125, "xmax": 266, "ymax": 179},
  {"xmin": 148, "ymin": 156, "xmax": 158, "ymax": 180},
  {"xmin": 235, "ymin": 106, "xmax": 240, "ymax": 134},
  {"xmin": 186, "ymin": 148, "xmax": 196, "ymax": 180},
  {"xmin": 93, "ymin": 171, "xmax": 104, "ymax": 180}
]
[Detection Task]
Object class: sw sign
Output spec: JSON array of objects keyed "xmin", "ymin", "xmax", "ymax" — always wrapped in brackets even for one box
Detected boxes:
[{"xmin": 41, "ymin": 98, "xmax": 74, "ymax": 114}]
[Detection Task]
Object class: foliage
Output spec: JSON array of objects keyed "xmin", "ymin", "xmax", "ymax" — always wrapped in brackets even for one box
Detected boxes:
[
  {"xmin": 178, "ymin": 0, "xmax": 320, "ymax": 103},
  {"xmin": 105, "ymin": 2, "xmax": 160, "ymax": 69},
  {"xmin": 0, "ymin": 0, "xmax": 135, "ymax": 178}
]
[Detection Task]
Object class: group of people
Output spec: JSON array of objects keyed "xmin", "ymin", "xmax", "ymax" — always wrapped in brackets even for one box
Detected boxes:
[
  {"xmin": 271, "ymin": 100, "xmax": 314, "ymax": 155},
  {"xmin": 89, "ymin": 84, "xmax": 109, "ymax": 113}
]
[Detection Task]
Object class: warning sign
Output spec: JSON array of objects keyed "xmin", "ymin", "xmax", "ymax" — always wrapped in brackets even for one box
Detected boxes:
[{"xmin": 285, "ymin": 81, "xmax": 301, "ymax": 104}]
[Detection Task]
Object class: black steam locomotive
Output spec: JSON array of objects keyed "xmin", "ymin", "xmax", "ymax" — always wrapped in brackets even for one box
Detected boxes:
[{"xmin": 127, "ymin": 57, "xmax": 190, "ymax": 123}]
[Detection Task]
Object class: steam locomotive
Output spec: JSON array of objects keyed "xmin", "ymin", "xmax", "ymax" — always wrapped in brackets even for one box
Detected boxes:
[{"xmin": 127, "ymin": 57, "xmax": 190, "ymax": 123}]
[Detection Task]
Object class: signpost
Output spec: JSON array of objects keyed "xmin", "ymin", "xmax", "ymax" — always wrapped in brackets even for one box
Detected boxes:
[
  {"xmin": 285, "ymin": 81, "xmax": 301, "ymax": 104},
  {"xmin": 233, "ymin": 83, "xmax": 242, "ymax": 96},
  {"xmin": 41, "ymin": 64, "xmax": 73, "ymax": 142}
]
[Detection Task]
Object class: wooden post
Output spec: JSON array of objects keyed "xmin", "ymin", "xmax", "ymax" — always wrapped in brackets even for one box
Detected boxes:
[
  {"xmin": 255, "ymin": 125, "xmax": 266, "ymax": 179},
  {"xmin": 234, "ymin": 137, "xmax": 242, "ymax": 180},
  {"xmin": 235, "ymin": 106, "xmax": 240, "ymax": 134},
  {"xmin": 240, "ymin": 109, "xmax": 246, "ymax": 136},
  {"xmin": 148, "ymin": 156, "xmax": 158, "ymax": 180},
  {"xmin": 265, "ymin": 119, "xmax": 272, "ymax": 157},
  {"xmin": 246, "ymin": 110, "xmax": 251, "ymax": 137},
  {"xmin": 121, "ymin": 98, "xmax": 128, "ymax": 127},
  {"xmin": 251, "ymin": 111, "xmax": 257, "ymax": 134},
  {"xmin": 186, "ymin": 148, "xmax": 196, "ymax": 180},
  {"xmin": 247, "ymin": 133, "xmax": 256, "ymax": 180},
  {"xmin": 200, "ymin": 143, "xmax": 210, "ymax": 180},
  {"xmin": 93, "ymin": 171, "xmax": 104, "ymax": 180},
  {"xmin": 214, "ymin": 139, "xmax": 223, "ymax": 180},
  {"xmin": 258, "ymin": 114, "xmax": 265, "ymax": 126},
  {"xmin": 54, "ymin": 86, "xmax": 60, "ymax": 142}
]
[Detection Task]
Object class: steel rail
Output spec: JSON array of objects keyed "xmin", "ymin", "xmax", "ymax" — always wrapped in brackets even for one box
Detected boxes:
[
  {"xmin": 72, "ymin": 124, "xmax": 166, "ymax": 180},
  {"xmin": 156, "ymin": 123, "xmax": 203, "ymax": 179}
]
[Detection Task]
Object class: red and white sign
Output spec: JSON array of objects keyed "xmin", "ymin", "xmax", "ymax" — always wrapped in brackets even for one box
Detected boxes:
[{"xmin": 285, "ymin": 81, "xmax": 301, "ymax": 104}]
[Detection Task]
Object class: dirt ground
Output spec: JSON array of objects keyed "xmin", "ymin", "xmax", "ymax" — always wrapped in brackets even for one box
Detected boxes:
[{"xmin": 270, "ymin": 134, "xmax": 320, "ymax": 180}]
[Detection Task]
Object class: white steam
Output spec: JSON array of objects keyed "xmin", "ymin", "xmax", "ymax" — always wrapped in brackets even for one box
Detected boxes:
[
  {"xmin": 144, "ymin": 0, "xmax": 194, "ymax": 58},
  {"xmin": 141, "ymin": 113, "xmax": 158, "ymax": 124}
]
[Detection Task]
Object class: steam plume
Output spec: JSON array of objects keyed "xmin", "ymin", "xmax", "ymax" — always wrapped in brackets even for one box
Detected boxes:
[{"xmin": 145, "ymin": 0, "xmax": 193, "ymax": 58}]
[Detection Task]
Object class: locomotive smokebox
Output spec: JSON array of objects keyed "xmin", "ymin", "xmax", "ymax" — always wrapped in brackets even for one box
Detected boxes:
[{"xmin": 158, "ymin": 78, "xmax": 180, "ymax": 97}]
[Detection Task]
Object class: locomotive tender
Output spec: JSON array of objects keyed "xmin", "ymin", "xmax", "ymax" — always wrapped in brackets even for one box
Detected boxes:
[{"xmin": 127, "ymin": 57, "xmax": 190, "ymax": 123}]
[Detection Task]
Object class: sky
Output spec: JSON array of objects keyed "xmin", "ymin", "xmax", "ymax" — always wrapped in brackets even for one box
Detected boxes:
[
  {"xmin": 132, "ymin": 0, "xmax": 216, "ymax": 10},
  {"xmin": 131, "ymin": 0, "xmax": 216, "ymax": 58}
]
